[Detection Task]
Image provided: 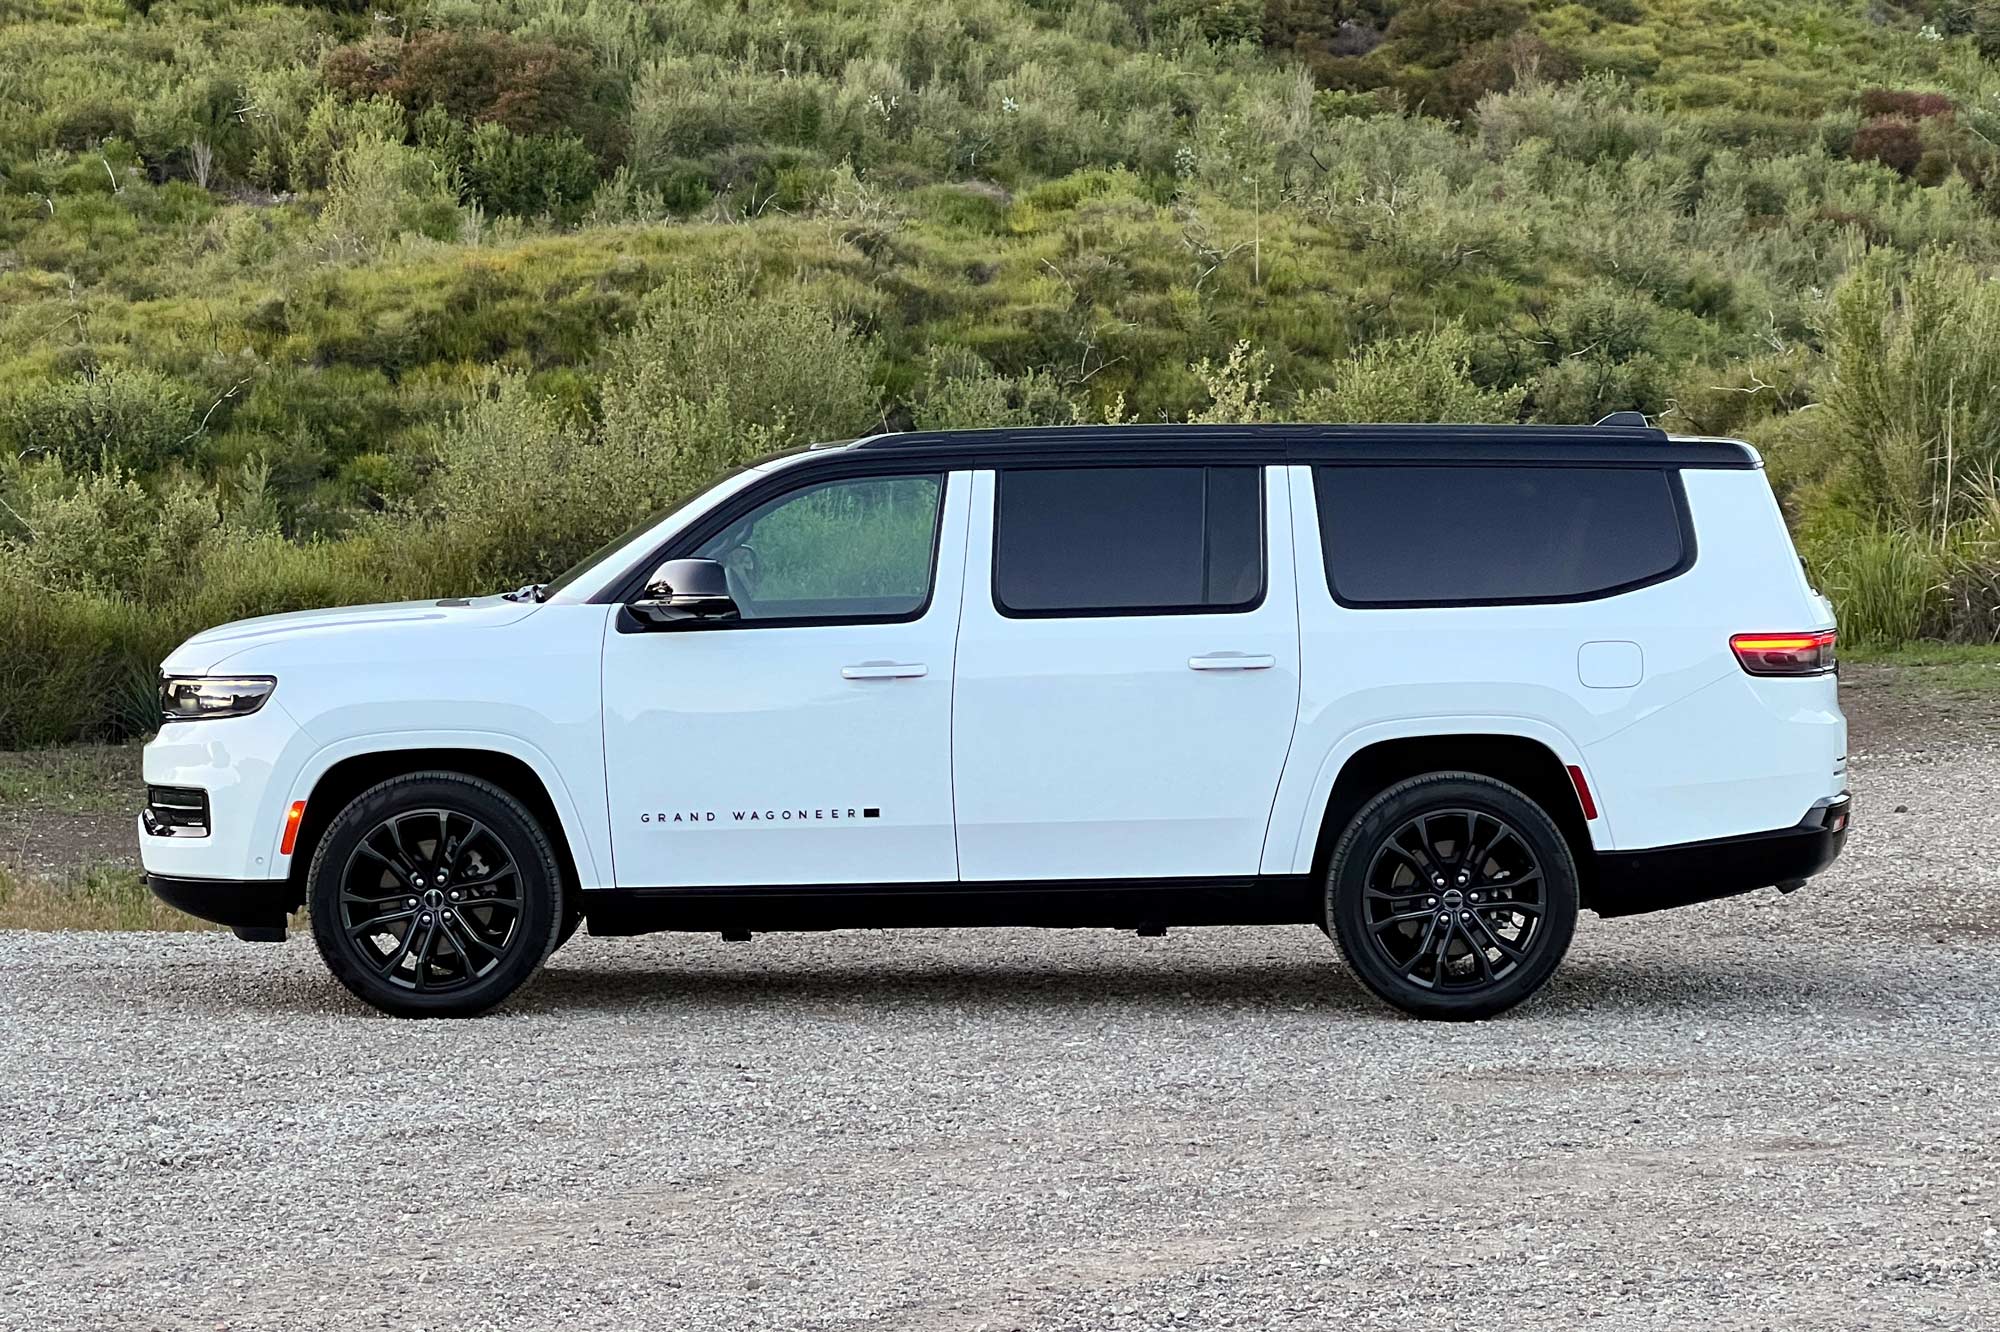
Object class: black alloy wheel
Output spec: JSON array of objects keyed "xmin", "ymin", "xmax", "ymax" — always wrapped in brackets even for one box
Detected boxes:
[
  {"xmin": 310, "ymin": 773, "xmax": 564, "ymax": 1017},
  {"xmin": 1328, "ymin": 773, "xmax": 1577, "ymax": 1020}
]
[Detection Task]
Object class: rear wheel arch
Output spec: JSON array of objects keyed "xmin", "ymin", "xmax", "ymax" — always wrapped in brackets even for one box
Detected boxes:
[
  {"xmin": 287, "ymin": 748, "xmax": 583, "ymax": 912},
  {"xmin": 1309, "ymin": 733, "xmax": 1599, "ymax": 908}
]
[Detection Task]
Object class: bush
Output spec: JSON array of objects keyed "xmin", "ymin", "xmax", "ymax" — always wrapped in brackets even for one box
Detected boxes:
[
  {"xmin": 1291, "ymin": 325, "xmax": 1527, "ymax": 423},
  {"xmin": 463, "ymin": 125, "xmax": 598, "ymax": 221},
  {"xmin": 1852, "ymin": 117, "xmax": 1924, "ymax": 175},
  {"xmin": 1, "ymin": 368, "xmax": 197, "ymax": 473},
  {"xmin": 322, "ymin": 29, "xmax": 618, "ymax": 152},
  {"xmin": 1810, "ymin": 530, "xmax": 1941, "ymax": 648},
  {"xmin": 1859, "ymin": 90, "xmax": 1953, "ymax": 121},
  {"xmin": 1822, "ymin": 252, "xmax": 2000, "ymax": 537}
]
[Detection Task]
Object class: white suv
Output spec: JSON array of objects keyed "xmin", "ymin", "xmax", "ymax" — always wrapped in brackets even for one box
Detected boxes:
[{"xmin": 140, "ymin": 424, "xmax": 1850, "ymax": 1019}]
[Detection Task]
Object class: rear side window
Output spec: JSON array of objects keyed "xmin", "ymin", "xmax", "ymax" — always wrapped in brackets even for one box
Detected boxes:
[
  {"xmin": 995, "ymin": 466, "xmax": 1264, "ymax": 615},
  {"xmin": 1316, "ymin": 465, "xmax": 1688, "ymax": 606}
]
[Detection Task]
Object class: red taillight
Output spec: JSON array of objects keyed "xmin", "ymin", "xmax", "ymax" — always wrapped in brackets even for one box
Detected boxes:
[{"xmin": 1730, "ymin": 630, "xmax": 1837, "ymax": 676}]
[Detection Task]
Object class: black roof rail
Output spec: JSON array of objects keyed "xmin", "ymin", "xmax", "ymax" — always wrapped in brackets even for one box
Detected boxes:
[
  {"xmin": 1594, "ymin": 410, "xmax": 1650, "ymax": 428},
  {"xmin": 851, "ymin": 423, "xmax": 1674, "ymax": 450},
  {"xmin": 836, "ymin": 422, "xmax": 1755, "ymax": 468}
]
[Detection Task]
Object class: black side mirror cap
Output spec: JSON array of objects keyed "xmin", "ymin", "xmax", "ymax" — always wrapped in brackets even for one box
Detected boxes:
[{"xmin": 629, "ymin": 558, "xmax": 740, "ymax": 627}]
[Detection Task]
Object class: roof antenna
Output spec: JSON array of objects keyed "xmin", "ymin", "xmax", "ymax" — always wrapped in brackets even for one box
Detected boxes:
[{"xmin": 1594, "ymin": 410, "xmax": 1650, "ymax": 428}]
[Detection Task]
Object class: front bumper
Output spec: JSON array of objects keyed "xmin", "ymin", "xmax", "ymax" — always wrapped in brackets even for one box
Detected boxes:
[
  {"xmin": 148, "ymin": 874, "xmax": 303, "ymax": 942},
  {"xmin": 1590, "ymin": 793, "xmax": 1851, "ymax": 918}
]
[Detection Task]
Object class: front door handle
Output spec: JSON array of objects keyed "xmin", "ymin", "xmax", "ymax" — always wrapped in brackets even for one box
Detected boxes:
[
  {"xmin": 842, "ymin": 661, "xmax": 928, "ymax": 680},
  {"xmin": 1188, "ymin": 653, "xmax": 1276, "ymax": 671}
]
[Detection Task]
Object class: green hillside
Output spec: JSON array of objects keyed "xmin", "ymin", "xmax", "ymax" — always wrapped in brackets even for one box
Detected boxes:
[{"xmin": 3, "ymin": 0, "xmax": 1999, "ymax": 743}]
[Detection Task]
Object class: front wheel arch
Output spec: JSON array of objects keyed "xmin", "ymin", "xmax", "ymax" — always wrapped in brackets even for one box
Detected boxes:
[{"xmin": 287, "ymin": 747, "xmax": 583, "ymax": 922}]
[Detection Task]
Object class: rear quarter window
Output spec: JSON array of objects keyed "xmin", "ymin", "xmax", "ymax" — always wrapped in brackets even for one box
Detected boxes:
[{"xmin": 1315, "ymin": 464, "xmax": 1690, "ymax": 607}]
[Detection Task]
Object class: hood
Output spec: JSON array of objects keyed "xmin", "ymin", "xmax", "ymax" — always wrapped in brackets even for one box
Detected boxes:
[{"xmin": 162, "ymin": 595, "xmax": 540, "ymax": 674}]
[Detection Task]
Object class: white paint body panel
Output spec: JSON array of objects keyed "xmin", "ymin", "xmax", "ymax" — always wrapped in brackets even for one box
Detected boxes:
[
  {"xmin": 950, "ymin": 469, "xmax": 1302, "ymax": 880},
  {"xmin": 599, "ymin": 477, "xmax": 971, "ymax": 886},
  {"xmin": 143, "ymin": 441, "xmax": 1845, "ymax": 900}
]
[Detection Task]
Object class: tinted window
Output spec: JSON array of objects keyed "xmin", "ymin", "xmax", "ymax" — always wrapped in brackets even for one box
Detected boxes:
[
  {"xmin": 1316, "ymin": 465, "xmax": 1686, "ymax": 606},
  {"xmin": 694, "ymin": 474, "xmax": 943, "ymax": 621},
  {"xmin": 995, "ymin": 466, "xmax": 1263, "ymax": 615}
]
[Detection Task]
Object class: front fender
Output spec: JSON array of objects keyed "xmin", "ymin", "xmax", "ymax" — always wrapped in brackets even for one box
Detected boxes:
[{"xmin": 278, "ymin": 730, "xmax": 610, "ymax": 889}]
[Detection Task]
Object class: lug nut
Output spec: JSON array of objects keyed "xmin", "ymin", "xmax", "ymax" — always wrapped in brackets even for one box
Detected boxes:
[
  {"xmin": 443, "ymin": 910, "xmax": 454, "ymax": 920},
  {"xmin": 448, "ymin": 891, "xmax": 460, "ymax": 901},
  {"xmin": 1426, "ymin": 897, "xmax": 1438, "ymax": 907},
  {"xmin": 419, "ymin": 913, "xmax": 431, "ymax": 925},
  {"xmin": 1437, "ymin": 913, "xmax": 1450, "ymax": 924},
  {"xmin": 406, "ymin": 898, "xmax": 417, "ymax": 908}
]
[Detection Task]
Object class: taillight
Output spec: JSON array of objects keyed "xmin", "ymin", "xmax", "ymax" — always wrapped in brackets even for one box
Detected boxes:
[{"xmin": 1730, "ymin": 630, "xmax": 1837, "ymax": 676}]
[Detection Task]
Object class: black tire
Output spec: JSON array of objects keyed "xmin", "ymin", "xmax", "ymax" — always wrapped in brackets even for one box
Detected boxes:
[
  {"xmin": 1327, "ymin": 772, "xmax": 1577, "ymax": 1021},
  {"xmin": 309, "ymin": 772, "xmax": 565, "ymax": 1017}
]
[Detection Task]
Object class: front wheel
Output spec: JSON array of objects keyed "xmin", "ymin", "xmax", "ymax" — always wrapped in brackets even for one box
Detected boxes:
[
  {"xmin": 1327, "ymin": 773, "xmax": 1578, "ymax": 1021},
  {"xmin": 308, "ymin": 773, "xmax": 565, "ymax": 1017}
]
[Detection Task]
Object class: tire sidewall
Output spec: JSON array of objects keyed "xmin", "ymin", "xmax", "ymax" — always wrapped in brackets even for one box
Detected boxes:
[
  {"xmin": 309, "ymin": 774, "xmax": 564, "ymax": 1018},
  {"xmin": 1328, "ymin": 774, "xmax": 1578, "ymax": 1020}
]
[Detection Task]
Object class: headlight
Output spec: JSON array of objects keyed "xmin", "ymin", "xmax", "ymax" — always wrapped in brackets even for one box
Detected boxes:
[{"xmin": 159, "ymin": 675, "xmax": 277, "ymax": 723}]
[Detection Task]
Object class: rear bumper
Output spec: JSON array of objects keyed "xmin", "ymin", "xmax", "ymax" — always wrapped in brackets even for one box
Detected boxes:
[
  {"xmin": 147, "ymin": 874, "xmax": 302, "ymax": 941},
  {"xmin": 1590, "ymin": 793, "xmax": 1850, "ymax": 918}
]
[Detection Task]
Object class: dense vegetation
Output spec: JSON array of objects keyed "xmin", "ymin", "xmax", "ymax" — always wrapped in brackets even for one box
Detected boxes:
[{"xmin": 4, "ymin": 0, "xmax": 2000, "ymax": 745}]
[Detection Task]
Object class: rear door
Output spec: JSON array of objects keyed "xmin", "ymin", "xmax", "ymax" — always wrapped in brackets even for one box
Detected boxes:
[{"xmin": 951, "ymin": 464, "xmax": 1302, "ymax": 880}]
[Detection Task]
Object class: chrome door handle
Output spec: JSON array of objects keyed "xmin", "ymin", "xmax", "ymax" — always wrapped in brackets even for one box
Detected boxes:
[
  {"xmin": 841, "ymin": 661, "xmax": 928, "ymax": 680},
  {"xmin": 1188, "ymin": 653, "xmax": 1276, "ymax": 671}
]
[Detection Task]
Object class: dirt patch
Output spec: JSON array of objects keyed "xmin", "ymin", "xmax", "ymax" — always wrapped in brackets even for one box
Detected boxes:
[{"xmin": 1840, "ymin": 661, "xmax": 2000, "ymax": 756}]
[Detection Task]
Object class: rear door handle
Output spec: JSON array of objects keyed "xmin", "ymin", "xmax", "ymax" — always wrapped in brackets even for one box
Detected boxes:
[
  {"xmin": 1188, "ymin": 653, "xmax": 1276, "ymax": 671},
  {"xmin": 842, "ymin": 661, "xmax": 928, "ymax": 680}
]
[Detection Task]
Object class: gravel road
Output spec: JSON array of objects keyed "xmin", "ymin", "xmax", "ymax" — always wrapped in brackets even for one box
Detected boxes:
[{"xmin": 3, "ymin": 712, "xmax": 1997, "ymax": 1330}]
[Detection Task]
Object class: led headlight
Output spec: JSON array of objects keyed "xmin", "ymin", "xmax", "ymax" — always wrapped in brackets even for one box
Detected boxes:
[{"xmin": 159, "ymin": 675, "xmax": 277, "ymax": 723}]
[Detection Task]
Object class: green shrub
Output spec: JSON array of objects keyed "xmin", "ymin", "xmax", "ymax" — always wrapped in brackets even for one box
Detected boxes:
[
  {"xmin": 1, "ymin": 367, "xmax": 197, "ymax": 473},
  {"xmin": 463, "ymin": 124, "xmax": 598, "ymax": 221},
  {"xmin": 1810, "ymin": 530, "xmax": 1941, "ymax": 648},
  {"xmin": 1822, "ymin": 251, "xmax": 2000, "ymax": 537},
  {"xmin": 1292, "ymin": 325, "xmax": 1526, "ymax": 424}
]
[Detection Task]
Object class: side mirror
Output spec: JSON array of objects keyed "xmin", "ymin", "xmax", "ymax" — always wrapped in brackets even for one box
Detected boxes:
[{"xmin": 628, "ymin": 558, "xmax": 740, "ymax": 628}]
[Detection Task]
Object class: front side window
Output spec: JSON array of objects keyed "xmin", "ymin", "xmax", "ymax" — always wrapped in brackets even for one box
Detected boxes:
[
  {"xmin": 994, "ymin": 465, "xmax": 1264, "ymax": 616},
  {"xmin": 1316, "ymin": 464, "xmax": 1688, "ymax": 606},
  {"xmin": 693, "ymin": 473, "xmax": 944, "ymax": 622}
]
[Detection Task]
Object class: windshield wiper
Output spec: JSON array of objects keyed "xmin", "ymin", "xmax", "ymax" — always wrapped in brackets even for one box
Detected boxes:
[{"xmin": 501, "ymin": 583, "xmax": 548, "ymax": 603}]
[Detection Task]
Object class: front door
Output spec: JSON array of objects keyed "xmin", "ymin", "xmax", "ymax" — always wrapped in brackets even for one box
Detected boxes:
[
  {"xmin": 602, "ymin": 469, "xmax": 968, "ymax": 887},
  {"xmin": 951, "ymin": 464, "xmax": 1303, "ymax": 880}
]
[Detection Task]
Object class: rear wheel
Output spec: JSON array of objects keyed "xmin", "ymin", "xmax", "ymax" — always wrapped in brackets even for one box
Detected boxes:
[
  {"xmin": 309, "ymin": 773, "xmax": 564, "ymax": 1017},
  {"xmin": 1327, "ymin": 773, "xmax": 1577, "ymax": 1020}
]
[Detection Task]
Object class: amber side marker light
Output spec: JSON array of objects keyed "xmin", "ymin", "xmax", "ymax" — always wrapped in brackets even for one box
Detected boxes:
[
  {"xmin": 1730, "ymin": 630, "xmax": 1837, "ymax": 676},
  {"xmin": 279, "ymin": 800, "xmax": 307, "ymax": 856}
]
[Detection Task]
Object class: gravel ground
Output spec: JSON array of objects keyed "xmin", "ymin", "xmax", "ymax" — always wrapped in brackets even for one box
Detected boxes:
[{"xmin": 3, "ymin": 722, "xmax": 1998, "ymax": 1330}]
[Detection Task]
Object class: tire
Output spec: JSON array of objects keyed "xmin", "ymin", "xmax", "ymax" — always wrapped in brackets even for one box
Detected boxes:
[
  {"xmin": 309, "ymin": 772, "xmax": 565, "ymax": 1017},
  {"xmin": 1326, "ymin": 772, "xmax": 1577, "ymax": 1021}
]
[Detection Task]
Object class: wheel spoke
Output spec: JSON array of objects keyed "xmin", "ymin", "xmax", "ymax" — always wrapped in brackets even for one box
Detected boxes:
[
  {"xmin": 347, "ymin": 907, "xmax": 418, "ymax": 937},
  {"xmin": 1371, "ymin": 906, "xmax": 1439, "ymax": 933},
  {"xmin": 1416, "ymin": 815, "xmax": 1448, "ymax": 872},
  {"xmin": 1480, "ymin": 899, "xmax": 1543, "ymax": 919},
  {"xmin": 439, "ymin": 914, "xmax": 499, "ymax": 972},
  {"xmin": 1403, "ymin": 913, "xmax": 1442, "ymax": 979},
  {"xmin": 1467, "ymin": 910, "xmax": 1527, "ymax": 962}
]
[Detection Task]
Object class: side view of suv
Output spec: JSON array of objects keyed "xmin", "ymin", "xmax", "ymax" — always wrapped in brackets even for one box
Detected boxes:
[{"xmin": 140, "ymin": 423, "xmax": 1850, "ymax": 1019}]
